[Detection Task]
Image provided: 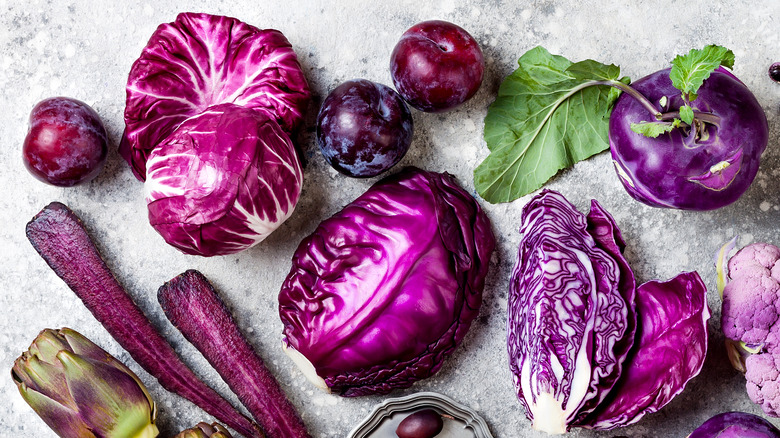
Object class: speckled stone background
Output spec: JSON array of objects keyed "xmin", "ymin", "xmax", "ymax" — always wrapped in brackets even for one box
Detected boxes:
[{"xmin": 1, "ymin": 0, "xmax": 779, "ymax": 437}]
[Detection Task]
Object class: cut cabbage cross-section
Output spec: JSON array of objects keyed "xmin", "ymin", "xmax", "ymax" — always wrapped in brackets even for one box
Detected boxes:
[{"xmin": 508, "ymin": 190, "xmax": 709, "ymax": 434}]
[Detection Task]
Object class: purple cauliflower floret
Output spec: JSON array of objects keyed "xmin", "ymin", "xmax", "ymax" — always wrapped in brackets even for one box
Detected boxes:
[{"xmin": 723, "ymin": 242, "xmax": 780, "ymax": 417}]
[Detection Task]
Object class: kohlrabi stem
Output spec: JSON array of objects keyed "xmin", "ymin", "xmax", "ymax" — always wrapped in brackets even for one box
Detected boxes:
[
  {"xmin": 596, "ymin": 80, "xmax": 663, "ymax": 118},
  {"xmin": 595, "ymin": 80, "xmax": 722, "ymax": 126},
  {"xmin": 659, "ymin": 110, "xmax": 721, "ymax": 126}
]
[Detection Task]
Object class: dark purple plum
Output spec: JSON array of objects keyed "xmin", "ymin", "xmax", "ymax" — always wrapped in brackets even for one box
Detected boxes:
[
  {"xmin": 390, "ymin": 20, "xmax": 484, "ymax": 112},
  {"xmin": 770, "ymin": 62, "xmax": 780, "ymax": 83},
  {"xmin": 396, "ymin": 409, "xmax": 444, "ymax": 438},
  {"xmin": 317, "ymin": 79, "xmax": 413, "ymax": 178},
  {"xmin": 23, "ymin": 97, "xmax": 108, "ymax": 186}
]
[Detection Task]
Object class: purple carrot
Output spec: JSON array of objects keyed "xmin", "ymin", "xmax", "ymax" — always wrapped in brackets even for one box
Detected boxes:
[
  {"xmin": 158, "ymin": 270, "xmax": 311, "ymax": 438},
  {"xmin": 25, "ymin": 202, "xmax": 263, "ymax": 438}
]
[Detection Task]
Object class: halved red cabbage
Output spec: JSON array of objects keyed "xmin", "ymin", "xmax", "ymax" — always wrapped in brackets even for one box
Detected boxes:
[
  {"xmin": 508, "ymin": 190, "xmax": 633, "ymax": 434},
  {"xmin": 580, "ymin": 200, "xmax": 638, "ymax": 419},
  {"xmin": 509, "ymin": 190, "xmax": 708, "ymax": 433},
  {"xmin": 145, "ymin": 104, "xmax": 302, "ymax": 256},
  {"xmin": 122, "ymin": 12, "xmax": 310, "ymax": 180},
  {"xmin": 278, "ymin": 167, "xmax": 494, "ymax": 396}
]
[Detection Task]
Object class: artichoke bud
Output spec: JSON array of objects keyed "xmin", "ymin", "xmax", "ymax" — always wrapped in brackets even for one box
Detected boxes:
[
  {"xmin": 12, "ymin": 328, "xmax": 159, "ymax": 438},
  {"xmin": 175, "ymin": 422, "xmax": 234, "ymax": 438}
]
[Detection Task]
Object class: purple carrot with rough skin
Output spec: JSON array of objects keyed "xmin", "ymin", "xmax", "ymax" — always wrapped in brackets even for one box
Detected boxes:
[
  {"xmin": 158, "ymin": 270, "xmax": 311, "ymax": 438},
  {"xmin": 25, "ymin": 202, "xmax": 264, "ymax": 438}
]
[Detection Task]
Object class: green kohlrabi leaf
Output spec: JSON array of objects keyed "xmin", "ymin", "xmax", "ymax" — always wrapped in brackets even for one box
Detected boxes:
[
  {"xmin": 475, "ymin": 46, "xmax": 627, "ymax": 203},
  {"xmin": 669, "ymin": 45, "xmax": 734, "ymax": 100},
  {"xmin": 630, "ymin": 119, "xmax": 681, "ymax": 138},
  {"xmin": 679, "ymin": 105, "xmax": 695, "ymax": 125}
]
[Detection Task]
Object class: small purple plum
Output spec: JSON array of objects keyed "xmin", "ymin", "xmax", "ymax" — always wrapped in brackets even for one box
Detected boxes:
[
  {"xmin": 316, "ymin": 79, "xmax": 413, "ymax": 178},
  {"xmin": 23, "ymin": 97, "xmax": 108, "ymax": 186},
  {"xmin": 770, "ymin": 62, "xmax": 780, "ymax": 83},
  {"xmin": 390, "ymin": 20, "xmax": 484, "ymax": 112}
]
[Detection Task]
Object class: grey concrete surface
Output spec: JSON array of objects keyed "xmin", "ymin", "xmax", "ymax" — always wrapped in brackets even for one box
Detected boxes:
[{"xmin": 1, "ymin": 0, "xmax": 779, "ymax": 437}]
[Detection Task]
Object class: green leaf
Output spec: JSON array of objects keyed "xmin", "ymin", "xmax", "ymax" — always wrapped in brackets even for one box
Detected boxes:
[
  {"xmin": 475, "ymin": 46, "xmax": 625, "ymax": 203},
  {"xmin": 630, "ymin": 121, "xmax": 677, "ymax": 138},
  {"xmin": 679, "ymin": 105, "xmax": 695, "ymax": 125},
  {"xmin": 669, "ymin": 45, "xmax": 734, "ymax": 100}
]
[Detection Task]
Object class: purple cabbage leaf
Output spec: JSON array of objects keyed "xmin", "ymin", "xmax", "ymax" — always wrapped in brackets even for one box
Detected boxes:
[{"xmin": 581, "ymin": 272, "xmax": 709, "ymax": 429}]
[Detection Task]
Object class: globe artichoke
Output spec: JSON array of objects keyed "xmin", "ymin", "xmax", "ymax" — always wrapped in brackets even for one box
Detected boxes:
[
  {"xmin": 175, "ymin": 422, "xmax": 234, "ymax": 438},
  {"xmin": 12, "ymin": 328, "xmax": 158, "ymax": 438}
]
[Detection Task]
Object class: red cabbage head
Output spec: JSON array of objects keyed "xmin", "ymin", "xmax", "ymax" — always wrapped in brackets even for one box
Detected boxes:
[{"xmin": 278, "ymin": 168, "xmax": 494, "ymax": 396}]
